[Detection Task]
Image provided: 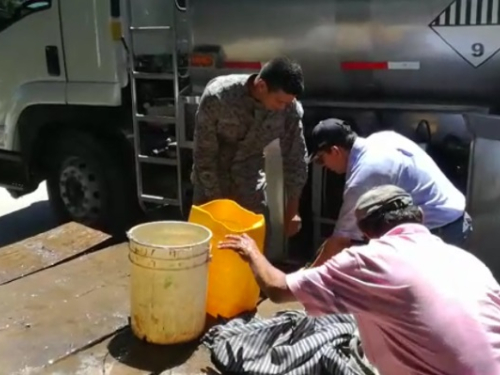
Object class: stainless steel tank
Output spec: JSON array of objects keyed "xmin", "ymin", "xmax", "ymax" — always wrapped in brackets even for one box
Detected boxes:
[
  {"xmin": 182, "ymin": 0, "xmax": 500, "ymax": 264},
  {"xmin": 187, "ymin": 0, "xmax": 500, "ymax": 107}
]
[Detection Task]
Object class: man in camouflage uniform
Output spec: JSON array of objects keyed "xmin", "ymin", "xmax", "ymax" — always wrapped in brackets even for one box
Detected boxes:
[{"xmin": 192, "ymin": 57, "xmax": 308, "ymax": 238}]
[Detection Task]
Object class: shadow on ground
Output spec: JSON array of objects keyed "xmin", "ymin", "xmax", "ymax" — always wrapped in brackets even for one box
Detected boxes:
[
  {"xmin": 0, "ymin": 201, "xmax": 58, "ymax": 247},
  {"xmin": 0, "ymin": 199, "xmax": 188, "ymax": 250},
  {"xmin": 107, "ymin": 326, "xmax": 221, "ymax": 374}
]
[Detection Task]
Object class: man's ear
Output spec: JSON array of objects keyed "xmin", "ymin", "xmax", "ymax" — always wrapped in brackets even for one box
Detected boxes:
[{"xmin": 255, "ymin": 78, "xmax": 268, "ymax": 93}]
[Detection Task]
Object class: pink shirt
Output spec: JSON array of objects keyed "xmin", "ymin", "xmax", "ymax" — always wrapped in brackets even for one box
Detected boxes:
[{"xmin": 286, "ymin": 224, "xmax": 500, "ymax": 375}]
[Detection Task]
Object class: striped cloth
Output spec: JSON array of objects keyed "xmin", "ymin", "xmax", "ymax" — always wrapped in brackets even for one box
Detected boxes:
[{"xmin": 202, "ymin": 310, "xmax": 378, "ymax": 375}]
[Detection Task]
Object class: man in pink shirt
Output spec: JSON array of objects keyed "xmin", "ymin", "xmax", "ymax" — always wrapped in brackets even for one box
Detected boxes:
[{"xmin": 219, "ymin": 185, "xmax": 500, "ymax": 375}]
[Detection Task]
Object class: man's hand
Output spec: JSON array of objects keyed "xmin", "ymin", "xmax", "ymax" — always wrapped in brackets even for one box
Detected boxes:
[
  {"xmin": 284, "ymin": 196, "xmax": 301, "ymax": 238},
  {"xmin": 286, "ymin": 215, "xmax": 302, "ymax": 237},
  {"xmin": 218, "ymin": 233, "xmax": 260, "ymax": 262}
]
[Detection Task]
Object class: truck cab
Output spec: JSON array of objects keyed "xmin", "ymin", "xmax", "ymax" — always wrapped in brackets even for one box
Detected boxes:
[{"xmin": 0, "ymin": 0, "xmax": 182, "ymax": 234}]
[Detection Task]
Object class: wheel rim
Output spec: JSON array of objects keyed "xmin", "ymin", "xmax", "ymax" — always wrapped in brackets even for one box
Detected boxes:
[{"xmin": 58, "ymin": 156, "xmax": 101, "ymax": 222}]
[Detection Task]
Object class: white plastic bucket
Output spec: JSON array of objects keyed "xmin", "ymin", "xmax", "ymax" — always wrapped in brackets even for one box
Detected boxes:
[{"xmin": 127, "ymin": 221, "xmax": 212, "ymax": 344}]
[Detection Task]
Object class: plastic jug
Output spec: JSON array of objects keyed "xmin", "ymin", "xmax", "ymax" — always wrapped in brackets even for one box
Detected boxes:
[{"xmin": 188, "ymin": 199, "xmax": 265, "ymax": 319}]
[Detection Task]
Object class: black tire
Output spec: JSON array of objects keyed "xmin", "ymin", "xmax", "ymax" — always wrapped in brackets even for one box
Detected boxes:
[{"xmin": 46, "ymin": 130, "xmax": 138, "ymax": 234}]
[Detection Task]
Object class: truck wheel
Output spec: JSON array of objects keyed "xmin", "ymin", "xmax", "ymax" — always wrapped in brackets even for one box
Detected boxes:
[{"xmin": 46, "ymin": 130, "xmax": 137, "ymax": 234}]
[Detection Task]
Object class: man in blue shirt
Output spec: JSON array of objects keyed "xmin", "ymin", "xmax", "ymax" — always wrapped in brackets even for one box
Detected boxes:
[{"xmin": 308, "ymin": 118, "xmax": 472, "ymax": 265}]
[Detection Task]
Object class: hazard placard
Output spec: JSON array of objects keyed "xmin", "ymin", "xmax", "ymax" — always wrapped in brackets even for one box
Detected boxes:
[{"xmin": 429, "ymin": 0, "xmax": 500, "ymax": 68}]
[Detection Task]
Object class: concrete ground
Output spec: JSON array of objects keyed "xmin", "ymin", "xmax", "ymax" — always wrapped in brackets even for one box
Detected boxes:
[{"xmin": 0, "ymin": 182, "xmax": 59, "ymax": 248}]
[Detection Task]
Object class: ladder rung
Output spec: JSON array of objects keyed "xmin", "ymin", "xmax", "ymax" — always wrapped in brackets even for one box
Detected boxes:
[
  {"xmin": 129, "ymin": 26, "xmax": 171, "ymax": 31},
  {"xmin": 138, "ymin": 154, "xmax": 177, "ymax": 165},
  {"xmin": 132, "ymin": 71, "xmax": 174, "ymax": 80},
  {"xmin": 135, "ymin": 114, "xmax": 176, "ymax": 124},
  {"xmin": 179, "ymin": 85, "xmax": 191, "ymax": 96},
  {"xmin": 140, "ymin": 194, "xmax": 179, "ymax": 205},
  {"xmin": 179, "ymin": 141, "xmax": 194, "ymax": 149},
  {"xmin": 182, "ymin": 95, "xmax": 201, "ymax": 105}
]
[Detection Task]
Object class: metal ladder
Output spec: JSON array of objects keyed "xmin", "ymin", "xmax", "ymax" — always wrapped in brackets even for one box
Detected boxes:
[{"xmin": 124, "ymin": 0, "xmax": 187, "ymax": 214}]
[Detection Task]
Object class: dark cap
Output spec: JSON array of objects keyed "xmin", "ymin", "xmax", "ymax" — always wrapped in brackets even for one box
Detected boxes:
[
  {"xmin": 307, "ymin": 118, "xmax": 353, "ymax": 163},
  {"xmin": 354, "ymin": 185, "xmax": 413, "ymax": 221}
]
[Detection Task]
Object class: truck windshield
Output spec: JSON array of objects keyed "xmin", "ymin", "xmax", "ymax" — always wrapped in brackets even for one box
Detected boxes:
[{"xmin": 0, "ymin": 0, "xmax": 50, "ymax": 32}]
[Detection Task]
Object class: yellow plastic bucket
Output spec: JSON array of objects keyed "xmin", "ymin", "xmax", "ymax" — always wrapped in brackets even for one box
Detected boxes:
[
  {"xmin": 127, "ymin": 221, "xmax": 212, "ymax": 344},
  {"xmin": 188, "ymin": 199, "xmax": 265, "ymax": 319}
]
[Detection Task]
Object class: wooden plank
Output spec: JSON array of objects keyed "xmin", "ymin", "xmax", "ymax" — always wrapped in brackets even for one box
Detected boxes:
[
  {"xmin": 41, "ymin": 301, "xmax": 303, "ymax": 375},
  {"xmin": 0, "ymin": 222, "xmax": 111, "ymax": 285},
  {"xmin": 0, "ymin": 243, "xmax": 130, "ymax": 375}
]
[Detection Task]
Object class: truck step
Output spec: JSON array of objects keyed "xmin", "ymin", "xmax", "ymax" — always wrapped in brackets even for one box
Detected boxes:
[
  {"xmin": 138, "ymin": 154, "xmax": 177, "ymax": 166},
  {"xmin": 135, "ymin": 113, "xmax": 176, "ymax": 125},
  {"xmin": 132, "ymin": 71, "xmax": 174, "ymax": 80},
  {"xmin": 140, "ymin": 194, "xmax": 179, "ymax": 205},
  {"xmin": 129, "ymin": 26, "xmax": 171, "ymax": 31}
]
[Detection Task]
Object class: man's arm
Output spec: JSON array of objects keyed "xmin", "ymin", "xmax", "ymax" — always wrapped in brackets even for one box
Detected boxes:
[
  {"xmin": 311, "ymin": 185, "xmax": 369, "ymax": 267},
  {"xmin": 281, "ymin": 103, "xmax": 308, "ymax": 226},
  {"xmin": 246, "ymin": 248, "xmax": 296, "ymax": 303},
  {"xmin": 218, "ymin": 234, "xmax": 361, "ymax": 316},
  {"xmin": 193, "ymin": 94, "xmax": 222, "ymax": 200},
  {"xmin": 312, "ymin": 166, "xmax": 397, "ymax": 266}
]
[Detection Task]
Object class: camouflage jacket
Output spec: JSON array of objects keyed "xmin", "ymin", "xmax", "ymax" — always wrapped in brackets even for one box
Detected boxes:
[{"xmin": 192, "ymin": 74, "xmax": 308, "ymax": 213}]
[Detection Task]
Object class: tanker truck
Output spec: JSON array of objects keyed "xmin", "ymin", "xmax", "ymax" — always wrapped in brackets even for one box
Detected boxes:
[{"xmin": 0, "ymin": 0, "xmax": 499, "ymax": 264}]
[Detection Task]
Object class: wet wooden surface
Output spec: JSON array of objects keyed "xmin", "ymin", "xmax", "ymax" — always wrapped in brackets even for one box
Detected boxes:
[
  {"xmin": 0, "ymin": 243, "xmax": 130, "ymax": 375},
  {"xmin": 0, "ymin": 221, "xmax": 111, "ymax": 285},
  {"xmin": 0, "ymin": 221, "xmax": 305, "ymax": 374},
  {"xmin": 42, "ymin": 300, "xmax": 303, "ymax": 375}
]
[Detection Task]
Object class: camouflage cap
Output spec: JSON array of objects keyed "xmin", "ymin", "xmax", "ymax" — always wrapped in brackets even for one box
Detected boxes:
[{"xmin": 355, "ymin": 185, "xmax": 413, "ymax": 221}]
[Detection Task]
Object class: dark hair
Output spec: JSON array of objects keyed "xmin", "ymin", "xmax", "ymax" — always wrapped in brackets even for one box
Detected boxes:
[
  {"xmin": 332, "ymin": 123, "xmax": 358, "ymax": 150},
  {"xmin": 258, "ymin": 57, "xmax": 304, "ymax": 96},
  {"xmin": 357, "ymin": 205, "xmax": 423, "ymax": 238}
]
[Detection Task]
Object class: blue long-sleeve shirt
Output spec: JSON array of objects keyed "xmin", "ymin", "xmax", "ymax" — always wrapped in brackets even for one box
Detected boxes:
[{"xmin": 335, "ymin": 131, "xmax": 465, "ymax": 241}]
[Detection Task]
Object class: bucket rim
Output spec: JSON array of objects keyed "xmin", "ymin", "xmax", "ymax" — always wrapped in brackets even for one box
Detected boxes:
[{"xmin": 126, "ymin": 220, "xmax": 213, "ymax": 249}]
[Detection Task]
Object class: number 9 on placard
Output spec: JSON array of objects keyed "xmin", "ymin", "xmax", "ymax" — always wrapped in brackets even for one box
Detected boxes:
[{"xmin": 472, "ymin": 43, "xmax": 484, "ymax": 57}]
